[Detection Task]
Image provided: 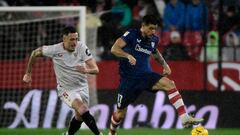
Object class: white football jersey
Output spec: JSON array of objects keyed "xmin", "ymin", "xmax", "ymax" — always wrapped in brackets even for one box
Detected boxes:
[{"xmin": 42, "ymin": 41, "xmax": 92, "ymax": 91}]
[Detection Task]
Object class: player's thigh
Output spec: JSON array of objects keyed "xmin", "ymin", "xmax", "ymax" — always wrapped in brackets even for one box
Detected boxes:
[
  {"xmin": 78, "ymin": 88, "xmax": 90, "ymax": 106},
  {"xmin": 72, "ymin": 88, "xmax": 90, "ymax": 113},
  {"xmin": 117, "ymin": 90, "xmax": 137, "ymax": 110},
  {"xmin": 117, "ymin": 78, "xmax": 141, "ymax": 109},
  {"xmin": 152, "ymin": 77, "xmax": 175, "ymax": 91},
  {"xmin": 59, "ymin": 89, "xmax": 86, "ymax": 108}
]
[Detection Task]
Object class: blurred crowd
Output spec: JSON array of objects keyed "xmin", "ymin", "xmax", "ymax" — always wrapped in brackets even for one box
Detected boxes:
[{"xmin": 1, "ymin": 0, "xmax": 240, "ymax": 61}]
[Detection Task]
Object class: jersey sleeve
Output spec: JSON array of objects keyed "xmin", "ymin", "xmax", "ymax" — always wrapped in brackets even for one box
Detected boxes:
[
  {"xmin": 80, "ymin": 43, "xmax": 93, "ymax": 61},
  {"xmin": 152, "ymin": 37, "xmax": 160, "ymax": 53},
  {"xmin": 42, "ymin": 45, "xmax": 56, "ymax": 58},
  {"xmin": 121, "ymin": 29, "xmax": 134, "ymax": 45}
]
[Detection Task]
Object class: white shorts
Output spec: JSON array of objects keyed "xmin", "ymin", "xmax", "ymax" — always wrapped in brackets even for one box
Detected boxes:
[{"xmin": 58, "ymin": 87, "xmax": 89, "ymax": 108}]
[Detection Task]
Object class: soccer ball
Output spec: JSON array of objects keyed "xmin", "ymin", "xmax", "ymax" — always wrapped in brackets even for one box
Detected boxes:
[{"xmin": 191, "ymin": 126, "xmax": 208, "ymax": 135}]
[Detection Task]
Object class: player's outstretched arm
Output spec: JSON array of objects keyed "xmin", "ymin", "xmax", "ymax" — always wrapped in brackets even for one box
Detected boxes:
[
  {"xmin": 111, "ymin": 38, "xmax": 136, "ymax": 65},
  {"xmin": 152, "ymin": 49, "xmax": 171, "ymax": 76},
  {"xmin": 23, "ymin": 47, "xmax": 43, "ymax": 84},
  {"xmin": 76, "ymin": 58, "xmax": 99, "ymax": 74}
]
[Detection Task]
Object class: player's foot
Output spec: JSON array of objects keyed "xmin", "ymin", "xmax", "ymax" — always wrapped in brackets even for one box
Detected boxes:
[
  {"xmin": 182, "ymin": 115, "xmax": 204, "ymax": 128},
  {"xmin": 62, "ymin": 132, "xmax": 68, "ymax": 135},
  {"xmin": 108, "ymin": 129, "xmax": 116, "ymax": 135}
]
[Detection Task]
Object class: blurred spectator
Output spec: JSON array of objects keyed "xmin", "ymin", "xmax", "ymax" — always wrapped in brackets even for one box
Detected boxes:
[
  {"xmin": 206, "ymin": 0, "xmax": 218, "ymax": 31},
  {"xmin": 0, "ymin": 0, "xmax": 8, "ymax": 6},
  {"xmin": 200, "ymin": 31, "xmax": 219, "ymax": 61},
  {"xmin": 185, "ymin": 0, "xmax": 208, "ymax": 32},
  {"xmin": 225, "ymin": 31, "xmax": 239, "ymax": 46},
  {"xmin": 183, "ymin": 31, "xmax": 203, "ymax": 60},
  {"xmin": 132, "ymin": 0, "xmax": 148, "ymax": 21},
  {"xmin": 111, "ymin": 0, "xmax": 132, "ymax": 27},
  {"xmin": 98, "ymin": 3, "xmax": 123, "ymax": 60},
  {"xmin": 163, "ymin": 0, "xmax": 185, "ymax": 31},
  {"xmin": 86, "ymin": 7, "xmax": 102, "ymax": 28},
  {"xmin": 222, "ymin": 31, "xmax": 239, "ymax": 61},
  {"xmin": 145, "ymin": 2, "xmax": 162, "ymax": 21},
  {"xmin": 163, "ymin": 31, "xmax": 189, "ymax": 60},
  {"xmin": 221, "ymin": 6, "xmax": 240, "ymax": 34},
  {"xmin": 96, "ymin": 0, "xmax": 106, "ymax": 13},
  {"xmin": 154, "ymin": 0, "xmax": 166, "ymax": 18},
  {"xmin": 207, "ymin": 8, "xmax": 218, "ymax": 31},
  {"xmin": 86, "ymin": 6, "xmax": 103, "ymax": 61},
  {"xmin": 98, "ymin": 19, "xmax": 121, "ymax": 60},
  {"xmin": 0, "ymin": 0, "xmax": 8, "ymax": 17}
]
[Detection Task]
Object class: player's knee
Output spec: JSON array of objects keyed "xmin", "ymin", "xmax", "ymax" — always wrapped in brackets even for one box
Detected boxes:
[
  {"xmin": 116, "ymin": 109, "xmax": 126, "ymax": 120},
  {"xmin": 77, "ymin": 104, "xmax": 89, "ymax": 115},
  {"xmin": 74, "ymin": 110, "xmax": 83, "ymax": 121},
  {"xmin": 152, "ymin": 79, "xmax": 163, "ymax": 89},
  {"xmin": 118, "ymin": 112, "xmax": 125, "ymax": 120},
  {"xmin": 75, "ymin": 115, "xmax": 82, "ymax": 121},
  {"xmin": 165, "ymin": 80, "xmax": 176, "ymax": 90}
]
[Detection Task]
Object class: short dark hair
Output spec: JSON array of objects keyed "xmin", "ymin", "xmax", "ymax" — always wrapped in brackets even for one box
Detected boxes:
[
  {"xmin": 62, "ymin": 26, "xmax": 77, "ymax": 35},
  {"xmin": 142, "ymin": 15, "xmax": 159, "ymax": 25}
]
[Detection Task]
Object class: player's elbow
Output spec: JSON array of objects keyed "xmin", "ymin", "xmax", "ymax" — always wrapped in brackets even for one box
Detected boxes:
[
  {"xmin": 31, "ymin": 49, "xmax": 38, "ymax": 57},
  {"xmin": 31, "ymin": 47, "xmax": 42, "ymax": 57},
  {"xmin": 95, "ymin": 67, "xmax": 99, "ymax": 74},
  {"xmin": 91, "ymin": 65, "xmax": 99, "ymax": 74},
  {"xmin": 111, "ymin": 46, "xmax": 118, "ymax": 55},
  {"xmin": 110, "ymin": 46, "xmax": 115, "ymax": 54}
]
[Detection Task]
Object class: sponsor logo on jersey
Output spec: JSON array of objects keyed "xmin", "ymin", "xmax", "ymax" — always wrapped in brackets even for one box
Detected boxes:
[
  {"xmin": 135, "ymin": 44, "xmax": 151, "ymax": 55},
  {"xmin": 53, "ymin": 53, "xmax": 63, "ymax": 57}
]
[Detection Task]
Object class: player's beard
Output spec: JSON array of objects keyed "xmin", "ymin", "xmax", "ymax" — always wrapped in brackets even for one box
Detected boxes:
[
  {"xmin": 147, "ymin": 32, "xmax": 154, "ymax": 38},
  {"xmin": 68, "ymin": 44, "xmax": 76, "ymax": 52}
]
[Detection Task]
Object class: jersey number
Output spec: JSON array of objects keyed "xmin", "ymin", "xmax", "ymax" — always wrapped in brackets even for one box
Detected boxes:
[{"xmin": 117, "ymin": 94, "xmax": 123, "ymax": 108}]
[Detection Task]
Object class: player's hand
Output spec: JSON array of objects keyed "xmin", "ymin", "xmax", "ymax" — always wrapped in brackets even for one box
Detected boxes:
[
  {"xmin": 76, "ymin": 64, "xmax": 88, "ymax": 74},
  {"xmin": 163, "ymin": 64, "xmax": 171, "ymax": 76},
  {"xmin": 127, "ymin": 55, "xmax": 136, "ymax": 65},
  {"xmin": 23, "ymin": 73, "xmax": 32, "ymax": 85}
]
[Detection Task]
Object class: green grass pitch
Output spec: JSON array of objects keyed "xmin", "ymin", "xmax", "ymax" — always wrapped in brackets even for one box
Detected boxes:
[{"xmin": 0, "ymin": 128, "xmax": 239, "ymax": 135}]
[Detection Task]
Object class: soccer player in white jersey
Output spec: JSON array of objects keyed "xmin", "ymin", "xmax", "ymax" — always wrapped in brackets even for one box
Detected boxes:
[{"xmin": 23, "ymin": 26, "xmax": 103, "ymax": 135}]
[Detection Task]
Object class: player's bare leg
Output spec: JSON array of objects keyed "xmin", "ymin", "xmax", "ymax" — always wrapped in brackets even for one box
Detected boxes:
[
  {"xmin": 152, "ymin": 77, "xmax": 204, "ymax": 128},
  {"xmin": 71, "ymin": 99, "xmax": 102, "ymax": 135},
  {"xmin": 109, "ymin": 108, "xmax": 127, "ymax": 135}
]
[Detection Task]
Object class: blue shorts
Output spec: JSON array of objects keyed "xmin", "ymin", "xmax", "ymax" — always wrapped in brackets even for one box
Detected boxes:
[{"xmin": 117, "ymin": 72, "xmax": 163, "ymax": 109}]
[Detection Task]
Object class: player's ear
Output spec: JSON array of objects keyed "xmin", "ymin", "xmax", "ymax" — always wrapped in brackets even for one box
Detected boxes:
[{"xmin": 63, "ymin": 35, "xmax": 67, "ymax": 42}]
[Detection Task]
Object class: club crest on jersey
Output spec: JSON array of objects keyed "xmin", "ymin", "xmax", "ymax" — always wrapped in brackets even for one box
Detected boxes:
[
  {"xmin": 137, "ymin": 38, "xmax": 141, "ymax": 43},
  {"xmin": 123, "ymin": 31, "xmax": 130, "ymax": 37},
  {"xmin": 151, "ymin": 42, "xmax": 155, "ymax": 48}
]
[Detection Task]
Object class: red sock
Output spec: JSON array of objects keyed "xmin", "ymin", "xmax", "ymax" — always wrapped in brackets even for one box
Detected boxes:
[{"xmin": 167, "ymin": 88, "xmax": 187, "ymax": 116}]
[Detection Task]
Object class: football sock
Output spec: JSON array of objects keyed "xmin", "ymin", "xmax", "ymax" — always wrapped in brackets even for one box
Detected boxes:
[
  {"xmin": 110, "ymin": 112, "xmax": 121, "ymax": 132},
  {"xmin": 167, "ymin": 88, "xmax": 187, "ymax": 117},
  {"xmin": 81, "ymin": 111, "xmax": 100, "ymax": 135},
  {"xmin": 68, "ymin": 117, "xmax": 83, "ymax": 135}
]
